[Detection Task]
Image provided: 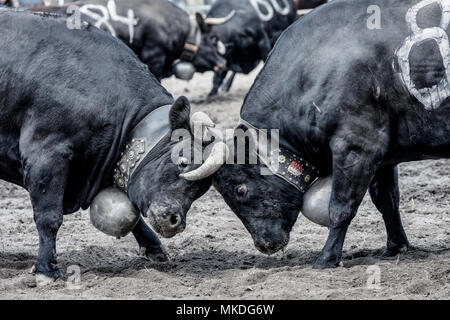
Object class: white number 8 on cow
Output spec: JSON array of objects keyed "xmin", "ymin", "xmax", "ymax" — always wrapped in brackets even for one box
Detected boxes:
[{"xmin": 396, "ymin": 0, "xmax": 450, "ymax": 110}]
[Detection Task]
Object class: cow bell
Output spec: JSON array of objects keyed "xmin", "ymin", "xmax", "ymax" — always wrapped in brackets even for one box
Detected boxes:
[
  {"xmin": 300, "ymin": 176, "xmax": 332, "ymax": 227},
  {"xmin": 89, "ymin": 187, "xmax": 140, "ymax": 238},
  {"xmin": 173, "ymin": 61, "xmax": 196, "ymax": 80}
]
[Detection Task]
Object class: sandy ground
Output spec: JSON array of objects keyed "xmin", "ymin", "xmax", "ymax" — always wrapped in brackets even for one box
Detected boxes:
[{"xmin": 0, "ymin": 67, "xmax": 449, "ymax": 300}]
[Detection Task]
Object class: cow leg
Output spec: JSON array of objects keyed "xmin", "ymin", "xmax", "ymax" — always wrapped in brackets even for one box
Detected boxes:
[
  {"xmin": 208, "ymin": 71, "xmax": 227, "ymax": 98},
  {"xmin": 24, "ymin": 152, "xmax": 68, "ymax": 281},
  {"xmin": 132, "ymin": 217, "xmax": 169, "ymax": 262},
  {"xmin": 221, "ymin": 71, "xmax": 236, "ymax": 92},
  {"xmin": 313, "ymin": 145, "xmax": 379, "ymax": 269},
  {"xmin": 369, "ymin": 166, "xmax": 409, "ymax": 256}
]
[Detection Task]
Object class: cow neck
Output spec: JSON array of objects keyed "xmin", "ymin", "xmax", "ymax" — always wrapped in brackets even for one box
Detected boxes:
[
  {"xmin": 180, "ymin": 17, "xmax": 201, "ymax": 62},
  {"xmin": 113, "ymin": 105, "xmax": 172, "ymax": 193},
  {"xmin": 238, "ymin": 118, "xmax": 320, "ymax": 193}
]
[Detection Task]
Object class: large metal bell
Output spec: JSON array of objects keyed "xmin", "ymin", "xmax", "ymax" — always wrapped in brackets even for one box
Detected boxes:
[
  {"xmin": 89, "ymin": 187, "xmax": 140, "ymax": 238},
  {"xmin": 301, "ymin": 176, "xmax": 332, "ymax": 227},
  {"xmin": 172, "ymin": 61, "xmax": 196, "ymax": 80}
]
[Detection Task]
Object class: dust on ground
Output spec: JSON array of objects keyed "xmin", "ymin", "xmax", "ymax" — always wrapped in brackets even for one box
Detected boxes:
[{"xmin": 0, "ymin": 68, "xmax": 449, "ymax": 299}]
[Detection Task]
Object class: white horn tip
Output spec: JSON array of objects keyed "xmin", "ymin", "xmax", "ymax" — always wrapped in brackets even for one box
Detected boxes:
[{"xmin": 180, "ymin": 142, "xmax": 229, "ymax": 181}]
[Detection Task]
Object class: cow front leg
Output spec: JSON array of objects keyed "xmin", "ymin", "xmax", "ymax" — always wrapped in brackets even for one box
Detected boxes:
[
  {"xmin": 313, "ymin": 148, "xmax": 378, "ymax": 269},
  {"xmin": 25, "ymin": 153, "xmax": 68, "ymax": 281},
  {"xmin": 132, "ymin": 217, "xmax": 169, "ymax": 262},
  {"xmin": 369, "ymin": 166, "xmax": 409, "ymax": 256},
  {"xmin": 221, "ymin": 71, "xmax": 236, "ymax": 92},
  {"xmin": 208, "ymin": 70, "xmax": 227, "ymax": 98}
]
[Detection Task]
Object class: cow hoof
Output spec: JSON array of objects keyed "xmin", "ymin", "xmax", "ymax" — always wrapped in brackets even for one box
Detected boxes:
[
  {"xmin": 147, "ymin": 252, "xmax": 169, "ymax": 263},
  {"xmin": 35, "ymin": 273, "xmax": 58, "ymax": 287},
  {"xmin": 381, "ymin": 244, "xmax": 409, "ymax": 257},
  {"xmin": 206, "ymin": 93, "xmax": 218, "ymax": 101},
  {"xmin": 312, "ymin": 257, "xmax": 341, "ymax": 270},
  {"xmin": 27, "ymin": 265, "xmax": 60, "ymax": 286},
  {"xmin": 312, "ymin": 262, "xmax": 340, "ymax": 270},
  {"xmin": 138, "ymin": 246, "xmax": 169, "ymax": 263}
]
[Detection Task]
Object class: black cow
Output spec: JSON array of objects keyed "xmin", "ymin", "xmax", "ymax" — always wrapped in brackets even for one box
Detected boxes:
[
  {"xmin": 294, "ymin": 0, "xmax": 328, "ymax": 10},
  {"xmin": 213, "ymin": 0, "xmax": 450, "ymax": 269},
  {"xmin": 196, "ymin": 0, "xmax": 327, "ymax": 97},
  {"xmin": 194, "ymin": 0, "xmax": 296, "ymax": 97},
  {"xmin": 29, "ymin": 0, "xmax": 227, "ymax": 80},
  {"xmin": 1, "ymin": 0, "xmax": 77, "ymax": 8},
  {"xmin": 0, "ymin": 9, "xmax": 223, "ymax": 281}
]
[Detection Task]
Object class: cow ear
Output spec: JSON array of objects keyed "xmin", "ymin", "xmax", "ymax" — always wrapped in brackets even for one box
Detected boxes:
[
  {"xmin": 196, "ymin": 12, "xmax": 211, "ymax": 33},
  {"xmin": 170, "ymin": 96, "xmax": 191, "ymax": 130}
]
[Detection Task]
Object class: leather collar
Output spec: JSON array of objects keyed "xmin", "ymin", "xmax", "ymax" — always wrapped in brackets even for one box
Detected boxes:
[
  {"xmin": 114, "ymin": 105, "xmax": 172, "ymax": 192},
  {"xmin": 238, "ymin": 118, "xmax": 320, "ymax": 193}
]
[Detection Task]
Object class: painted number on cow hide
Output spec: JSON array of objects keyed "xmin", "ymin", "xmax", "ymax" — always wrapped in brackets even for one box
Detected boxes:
[
  {"xmin": 79, "ymin": 0, "xmax": 138, "ymax": 44},
  {"xmin": 249, "ymin": 0, "xmax": 291, "ymax": 22},
  {"xmin": 396, "ymin": 0, "xmax": 450, "ymax": 110}
]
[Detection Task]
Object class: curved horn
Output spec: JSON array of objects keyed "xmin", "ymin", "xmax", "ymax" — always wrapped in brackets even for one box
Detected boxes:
[
  {"xmin": 190, "ymin": 112, "xmax": 215, "ymax": 140},
  {"xmin": 180, "ymin": 142, "xmax": 229, "ymax": 181},
  {"xmin": 205, "ymin": 10, "xmax": 236, "ymax": 25}
]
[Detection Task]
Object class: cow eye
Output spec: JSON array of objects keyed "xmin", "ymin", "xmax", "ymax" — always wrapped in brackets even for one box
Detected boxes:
[
  {"xmin": 178, "ymin": 157, "xmax": 189, "ymax": 169},
  {"xmin": 235, "ymin": 184, "xmax": 248, "ymax": 199}
]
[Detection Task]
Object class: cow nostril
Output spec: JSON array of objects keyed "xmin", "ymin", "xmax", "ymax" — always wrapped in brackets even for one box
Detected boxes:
[{"xmin": 169, "ymin": 214, "xmax": 180, "ymax": 226}]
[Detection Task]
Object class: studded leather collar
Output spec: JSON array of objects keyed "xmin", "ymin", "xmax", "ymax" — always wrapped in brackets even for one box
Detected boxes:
[
  {"xmin": 238, "ymin": 118, "xmax": 320, "ymax": 193},
  {"xmin": 113, "ymin": 105, "xmax": 172, "ymax": 192}
]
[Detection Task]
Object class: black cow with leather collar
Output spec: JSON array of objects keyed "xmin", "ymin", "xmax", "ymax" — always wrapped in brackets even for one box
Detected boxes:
[
  {"xmin": 29, "ymin": 0, "xmax": 227, "ymax": 80},
  {"xmin": 0, "ymin": 9, "xmax": 222, "ymax": 281},
  {"xmin": 213, "ymin": 0, "xmax": 450, "ymax": 268},
  {"xmin": 197, "ymin": 0, "xmax": 328, "ymax": 97}
]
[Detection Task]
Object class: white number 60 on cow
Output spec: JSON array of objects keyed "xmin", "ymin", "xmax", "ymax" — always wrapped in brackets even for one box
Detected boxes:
[{"xmin": 249, "ymin": 0, "xmax": 291, "ymax": 22}]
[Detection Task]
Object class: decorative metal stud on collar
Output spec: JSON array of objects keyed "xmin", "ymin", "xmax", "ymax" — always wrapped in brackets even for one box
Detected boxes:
[
  {"xmin": 268, "ymin": 147, "xmax": 320, "ymax": 193},
  {"xmin": 114, "ymin": 105, "xmax": 172, "ymax": 192},
  {"xmin": 113, "ymin": 139, "xmax": 146, "ymax": 192},
  {"xmin": 239, "ymin": 118, "xmax": 320, "ymax": 194}
]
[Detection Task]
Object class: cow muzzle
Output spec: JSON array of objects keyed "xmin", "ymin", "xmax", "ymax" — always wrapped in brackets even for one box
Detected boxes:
[
  {"xmin": 147, "ymin": 202, "xmax": 186, "ymax": 238},
  {"xmin": 248, "ymin": 220, "xmax": 290, "ymax": 255},
  {"xmin": 253, "ymin": 234, "xmax": 290, "ymax": 255}
]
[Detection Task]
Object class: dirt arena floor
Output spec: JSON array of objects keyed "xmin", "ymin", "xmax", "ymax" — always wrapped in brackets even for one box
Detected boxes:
[{"xmin": 0, "ymin": 67, "xmax": 449, "ymax": 300}]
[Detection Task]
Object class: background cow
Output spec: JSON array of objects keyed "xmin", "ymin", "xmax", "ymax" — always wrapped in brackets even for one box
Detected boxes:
[
  {"xmin": 196, "ymin": 0, "xmax": 328, "ymax": 97},
  {"xmin": 194, "ymin": 0, "xmax": 296, "ymax": 97},
  {"xmin": 30, "ymin": 0, "xmax": 227, "ymax": 80},
  {"xmin": 1, "ymin": 0, "xmax": 76, "ymax": 7}
]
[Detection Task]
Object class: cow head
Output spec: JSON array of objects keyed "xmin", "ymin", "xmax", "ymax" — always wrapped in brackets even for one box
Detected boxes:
[
  {"xmin": 126, "ymin": 97, "xmax": 227, "ymax": 238},
  {"xmin": 189, "ymin": 11, "xmax": 236, "ymax": 72},
  {"xmin": 212, "ymin": 139, "xmax": 303, "ymax": 255}
]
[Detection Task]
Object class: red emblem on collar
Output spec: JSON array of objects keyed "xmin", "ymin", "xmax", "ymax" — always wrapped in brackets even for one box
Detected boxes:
[{"xmin": 288, "ymin": 160, "xmax": 303, "ymax": 176}]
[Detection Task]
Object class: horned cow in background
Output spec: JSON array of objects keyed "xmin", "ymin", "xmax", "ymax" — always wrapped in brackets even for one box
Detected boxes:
[
  {"xmin": 196, "ymin": 0, "xmax": 328, "ymax": 98},
  {"xmin": 29, "ymin": 0, "xmax": 227, "ymax": 80}
]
